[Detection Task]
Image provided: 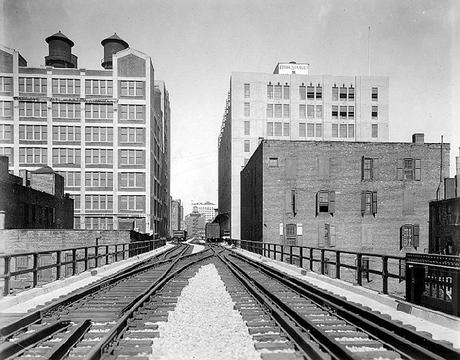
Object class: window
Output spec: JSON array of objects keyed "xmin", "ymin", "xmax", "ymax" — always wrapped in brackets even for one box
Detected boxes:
[
  {"xmin": 85, "ymin": 104, "xmax": 114, "ymax": 119},
  {"xmin": 57, "ymin": 171, "xmax": 81, "ymax": 187},
  {"xmin": 316, "ymin": 124, "xmax": 322, "ymax": 138},
  {"xmin": 286, "ymin": 223, "xmax": 296, "ymax": 238},
  {"xmin": 307, "ymin": 123, "xmax": 314, "ymax": 137},
  {"xmin": 119, "ymin": 104, "xmax": 144, "ymax": 120},
  {"xmin": 332, "ymin": 86, "xmax": 338, "ymax": 101},
  {"xmin": 400, "ymin": 224, "xmax": 420, "ymax": 250},
  {"xmin": 348, "ymin": 124, "xmax": 354, "ymax": 138},
  {"xmin": 52, "ymin": 78, "xmax": 80, "ymax": 94},
  {"xmin": 85, "ymin": 195, "xmax": 113, "ymax": 210},
  {"xmin": 19, "ymin": 125, "xmax": 47, "ymax": 141},
  {"xmin": 361, "ymin": 191, "xmax": 377, "ymax": 216},
  {"xmin": 52, "ymin": 103, "xmax": 81, "ymax": 119},
  {"xmin": 340, "ymin": 106, "xmax": 347, "ymax": 119},
  {"xmin": 0, "ymin": 147, "xmax": 13, "ymax": 165},
  {"xmin": 340, "ymin": 86, "xmax": 347, "ymax": 100},
  {"xmin": 52, "ymin": 148, "xmax": 81, "ymax": 165},
  {"xmin": 362, "ymin": 157, "xmax": 374, "ymax": 180},
  {"xmin": 268, "ymin": 157, "xmax": 279, "ymax": 167},
  {"xmin": 244, "ymin": 83, "xmax": 250, "ymax": 98},
  {"xmin": 0, "ymin": 101, "xmax": 12, "ymax": 117},
  {"xmin": 274, "ymin": 122, "xmax": 282, "ymax": 136},
  {"xmin": 0, "ymin": 124, "xmax": 12, "ymax": 141},
  {"xmin": 348, "ymin": 106, "xmax": 354, "ymax": 119},
  {"xmin": 267, "ymin": 84, "xmax": 273, "ymax": 99},
  {"xmin": 120, "ymin": 81, "xmax": 144, "ymax": 96},
  {"xmin": 340, "ymin": 124, "xmax": 347, "ymax": 138},
  {"xmin": 274, "ymin": 84, "xmax": 282, "ymax": 99},
  {"xmin": 244, "ymin": 102, "xmax": 250, "ymax": 117},
  {"xmin": 266, "ymin": 104, "xmax": 273, "ymax": 118},
  {"xmin": 52, "ymin": 126, "xmax": 81, "ymax": 142},
  {"xmin": 85, "ymin": 127, "xmax": 113, "ymax": 142},
  {"xmin": 332, "ymin": 105, "xmax": 338, "ymax": 119},
  {"xmin": 299, "ymin": 104, "xmax": 306, "ymax": 119},
  {"xmin": 372, "ymin": 106, "xmax": 378, "ymax": 119},
  {"xmin": 371, "ymin": 124, "xmax": 378, "ymax": 138},
  {"xmin": 120, "ymin": 173, "xmax": 145, "ymax": 188},
  {"xmin": 299, "ymin": 123, "xmax": 306, "ymax": 137},
  {"xmin": 244, "ymin": 140, "xmax": 250, "ymax": 152},
  {"xmin": 267, "ymin": 122, "xmax": 273, "ymax": 136},
  {"xmin": 0, "ymin": 77, "xmax": 12, "ymax": 93},
  {"xmin": 119, "ymin": 149, "xmax": 145, "ymax": 165},
  {"xmin": 307, "ymin": 85, "xmax": 314, "ymax": 99},
  {"xmin": 307, "ymin": 105, "xmax": 314, "ymax": 119},
  {"xmin": 332, "ymin": 124, "xmax": 338, "ymax": 138},
  {"xmin": 299, "ymin": 85, "xmax": 306, "ymax": 100},
  {"xmin": 120, "ymin": 127, "xmax": 145, "ymax": 144},
  {"xmin": 348, "ymin": 86, "xmax": 354, "ymax": 100},
  {"xmin": 316, "ymin": 85, "xmax": 322, "ymax": 99},
  {"xmin": 316, "ymin": 190, "xmax": 335, "ymax": 215},
  {"xmin": 85, "ymin": 148, "xmax": 113, "ymax": 165},
  {"xmin": 397, "ymin": 158, "xmax": 421, "ymax": 181},
  {"xmin": 19, "ymin": 148, "xmax": 47, "ymax": 164},
  {"xmin": 274, "ymin": 104, "xmax": 282, "ymax": 118},
  {"xmin": 290, "ymin": 190, "xmax": 296, "ymax": 215},
  {"xmin": 283, "ymin": 85, "xmax": 290, "ymax": 99},
  {"xmin": 85, "ymin": 172, "xmax": 113, "ymax": 188},
  {"xmin": 372, "ymin": 87, "xmax": 378, "ymax": 101},
  {"xmin": 283, "ymin": 104, "xmax": 290, "ymax": 118},
  {"xmin": 319, "ymin": 224, "xmax": 336, "ymax": 247},
  {"xmin": 244, "ymin": 121, "xmax": 250, "ymax": 135},
  {"xmin": 283, "ymin": 123, "xmax": 290, "ymax": 137},
  {"xmin": 119, "ymin": 195, "xmax": 145, "ymax": 211},
  {"xmin": 316, "ymin": 105, "xmax": 323, "ymax": 118},
  {"xmin": 19, "ymin": 102, "xmax": 47, "ymax": 117},
  {"xmin": 19, "ymin": 77, "xmax": 47, "ymax": 93}
]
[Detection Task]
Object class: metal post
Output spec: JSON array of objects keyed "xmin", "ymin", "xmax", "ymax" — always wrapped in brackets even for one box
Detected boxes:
[
  {"xmin": 95, "ymin": 245, "xmax": 99, "ymax": 267},
  {"xmin": 105, "ymin": 245, "xmax": 109, "ymax": 265},
  {"xmin": 56, "ymin": 251, "xmax": 61, "ymax": 280},
  {"xmin": 3, "ymin": 256, "xmax": 11, "ymax": 296},
  {"xmin": 72, "ymin": 249, "xmax": 77, "ymax": 276},
  {"xmin": 357, "ymin": 253, "xmax": 363, "ymax": 286},
  {"xmin": 84, "ymin": 247, "xmax": 88, "ymax": 271},
  {"xmin": 33, "ymin": 254, "xmax": 38, "ymax": 287},
  {"xmin": 289, "ymin": 246, "xmax": 293, "ymax": 264},
  {"xmin": 336, "ymin": 251, "xmax": 341, "ymax": 279},
  {"xmin": 280, "ymin": 245, "xmax": 284, "ymax": 262},
  {"xmin": 320, "ymin": 249, "xmax": 325, "ymax": 275},
  {"xmin": 299, "ymin": 247, "xmax": 303, "ymax": 269},
  {"xmin": 382, "ymin": 256, "xmax": 388, "ymax": 294},
  {"xmin": 310, "ymin": 248, "xmax": 314, "ymax": 271}
]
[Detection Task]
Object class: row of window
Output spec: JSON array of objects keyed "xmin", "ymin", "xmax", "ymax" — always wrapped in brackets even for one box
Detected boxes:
[
  {"xmin": 84, "ymin": 195, "xmax": 146, "ymax": 211},
  {"xmin": 58, "ymin": 171, "xmax": 146, "ymax": 188},
  {"xmin": 267, "ymin": 156, "xmax": 422, "ymax": 181}
]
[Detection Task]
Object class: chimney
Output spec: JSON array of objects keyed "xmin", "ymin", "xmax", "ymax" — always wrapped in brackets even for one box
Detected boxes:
[{"xmin": 412, "ymin": 133, "xmax": 424, "ymax": 144}]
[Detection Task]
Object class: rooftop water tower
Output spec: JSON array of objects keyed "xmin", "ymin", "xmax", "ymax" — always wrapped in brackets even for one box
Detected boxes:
[
  {"xmin": 45, "ymin": 31, "xmax": 78, "ymax": 68},
  {"xmin": 101, "ymin": 33, "xmax": 129, "ymax": 69}
]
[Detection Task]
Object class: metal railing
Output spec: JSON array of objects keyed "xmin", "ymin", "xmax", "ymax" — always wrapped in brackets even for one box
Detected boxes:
[
  {"xmin": 0, "ymin": 239, "xmax": 166, "ymax": 296},
  {"xmin": 229, "ymin": 239, "xmax": 405, "ymax": 296}
]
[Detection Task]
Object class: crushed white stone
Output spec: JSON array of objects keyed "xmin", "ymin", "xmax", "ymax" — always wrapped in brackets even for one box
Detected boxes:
[{"xmin": 149, "ymin": 264, "xmax": 261, "ymax": 360}]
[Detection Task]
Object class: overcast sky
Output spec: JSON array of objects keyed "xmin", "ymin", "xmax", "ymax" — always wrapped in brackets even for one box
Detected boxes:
[{"xmin": 2, "ymin": 0, "xmax": 459, "ymax": 214}]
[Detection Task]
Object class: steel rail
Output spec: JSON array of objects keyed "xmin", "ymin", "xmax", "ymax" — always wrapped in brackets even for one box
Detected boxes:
[
  {"xmin": 46, "ymin": 319, "xmax": 92, "ymax": 360},
  {"xmin": 84, "ymin": 249, "xmax": 214, "ymax": 360},
  {"xmin": 0, "ymin": 244, "xmax": 187, "ymax": 339},
  {"xmin": 229, "ymin": 250, "xmax": 460, "ymax": 360}
]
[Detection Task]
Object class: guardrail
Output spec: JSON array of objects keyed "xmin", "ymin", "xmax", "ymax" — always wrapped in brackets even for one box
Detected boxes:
[
  {"xmin": 229, "ymin": 239, "xmax": 405, "ymax": 296},
  {"xmin": 0, "ymin": 239, "xmax": 166, "ymax": 296}
]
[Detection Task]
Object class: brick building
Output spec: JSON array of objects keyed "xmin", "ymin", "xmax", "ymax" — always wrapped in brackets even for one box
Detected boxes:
[
  {"xmin": 192, "ymin": 201, "xmax": 216, "ymax": 223},
  {"xmin": 170, "ymin": 198, "xmax": 183, "ymax": 234},
  {"xmin": 0, "ymin": 156, "xmax": 73, "ymax": 229},
  {"xmin": 0, "ymin": 32, "xmax": 170, "ymax": 235},
  {"xmin": 240, "ymin": 135, "xmax": 450, "ymax": 255},
  {"xmin": 218, "ymin": 62, "xmax": 389, "ymax": 239},
  {"xmin": 185, "ymin": 211, "xmax": 205, "ymax": 239}
]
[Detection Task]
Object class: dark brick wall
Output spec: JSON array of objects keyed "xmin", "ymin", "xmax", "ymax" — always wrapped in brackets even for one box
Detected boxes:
[
  {"xmin": 429, "ymin": 198, "xmax": 460, "ymax": 254},
  {"xmin": 117, "ymin": 54, "xmax": 146, "ymax": 77},
  {"xmin": 241, "ymin": 139, "xmax": 450, "ymax": 256}
]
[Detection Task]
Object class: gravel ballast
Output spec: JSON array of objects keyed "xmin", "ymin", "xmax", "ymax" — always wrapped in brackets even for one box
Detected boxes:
[{"xmin": 149, "ymin": 263, "xmax": 261, "ymax": 360}]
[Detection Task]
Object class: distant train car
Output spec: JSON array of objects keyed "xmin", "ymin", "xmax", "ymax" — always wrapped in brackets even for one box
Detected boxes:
[
  {"xmin": 172, "ymin": 230, "xmax": 187, "ymax": 242},
  {"xmin": 205, "ymin": 223, "xmax": 220, "ymax": 243}
]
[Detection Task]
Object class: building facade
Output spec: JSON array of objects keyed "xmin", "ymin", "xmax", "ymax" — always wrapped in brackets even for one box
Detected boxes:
[
  {"xmin": 170, "ymin": 198, "xmax": 183, "ymax": 233},
  {"xmin": 185, "ymin": 211, "xmax": 205, "ymax": 239},
  {"xmin": 240, "ymin": 136, "xmax": 450, "ymax": 255},
  {"xmin": 0, "ymin": 32, "xmax": 170, "ymax": 235},
  {"xmin": 191, "ymin": 201, "xmax": 216, "ymax": 222},
  {"xmin": 218, "ymin": 62, "xmax": 389, "ymax": 239},
  {"xmin": 0, "ymin": 156, "xmax": 73, "ymax": 229}
]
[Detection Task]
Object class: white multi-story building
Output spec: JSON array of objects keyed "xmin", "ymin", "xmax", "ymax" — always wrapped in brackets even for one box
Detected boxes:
[
  {"xmin": 0, "ymin": 31, "xmax": 170, "ymax": 235},
  {"xmin": 218, "ymin": 62, "xmax": 389, "ymax": 239},
  {"xmin": 192, "ymin": 201, "xmax": 216, "ymax": 223}
]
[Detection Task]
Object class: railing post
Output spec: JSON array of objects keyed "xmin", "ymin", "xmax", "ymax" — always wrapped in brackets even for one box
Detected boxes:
[
  {"xmin": 56, "ymin": 251, "xmax": 61, "ymax": 280},
  {"xmin": 309, "ymin": 248, "xmax": 314, "ymax": 271},
  {"xmin": 356, "ymin": 253, "xmax": 362, "ymax": 286},
  {"xmin": 299, "ymin": 247, "xmax": 303, "ymax": 269},
  {"xmin": 33, "ymin": 254, "xmax": 38, "ymax": 287},
  {"xmin": 336, "ymin": 251, "xmax": 341, "ymax": 279},
  {"xmin": 95, "ymin": 245, "xmax": 99, "ymax": 267},
  {"xmin": 72, "ymin": 249, "xmax": 77, "ymax": 276},
  {"xmin": 320, "ymin": 249, "xmax": 325, "ymax": 275},
  {"xmin": 382, "ymin": 256, "xmax": 388, "ymax": 294},
  {"xmin": 105, "ymin": 245, "xmax": 109, "ymax": 265},
  {"xmin": 289, "ymin": 246, "xmax": 293, "ymax": 264},
  {"xmin": 122, "ymin": 244, "xmax": 126, "ymax": 260},
  {"xmin": 263, "ymin": 243, "xmax": 266, "ymax": 257},
  {"xmin": 280, "ymin": 245, "xmax": 284, "ymax": 262},
  {"xmin": 3, "ymin": 256, "xmax": 11, "ymax": 296},
  {"xmin": 84, "ymin": 248, "xmax": 88, "ymax": 271}
]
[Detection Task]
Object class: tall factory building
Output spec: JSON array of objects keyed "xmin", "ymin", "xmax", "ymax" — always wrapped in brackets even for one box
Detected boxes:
[
  {"xmin": 170, "ymin": 199, "xmax": 183, "ymax": 234},
  {"xmin": 218, "ymin": 62, "xmax": 389, "ymax": 239},
  {"xmin": 0, "ymin": 32, "xmax": 170, "ymax": 235}
]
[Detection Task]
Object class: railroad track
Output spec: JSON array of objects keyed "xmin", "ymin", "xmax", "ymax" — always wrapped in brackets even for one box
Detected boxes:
[
  {"xmin": 217, "ymin": 248, "xmax": 460, "ymax": 360},
  {"xmin": 0, "ymin": 243, "xmax": 207, "ymax": 359}
]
